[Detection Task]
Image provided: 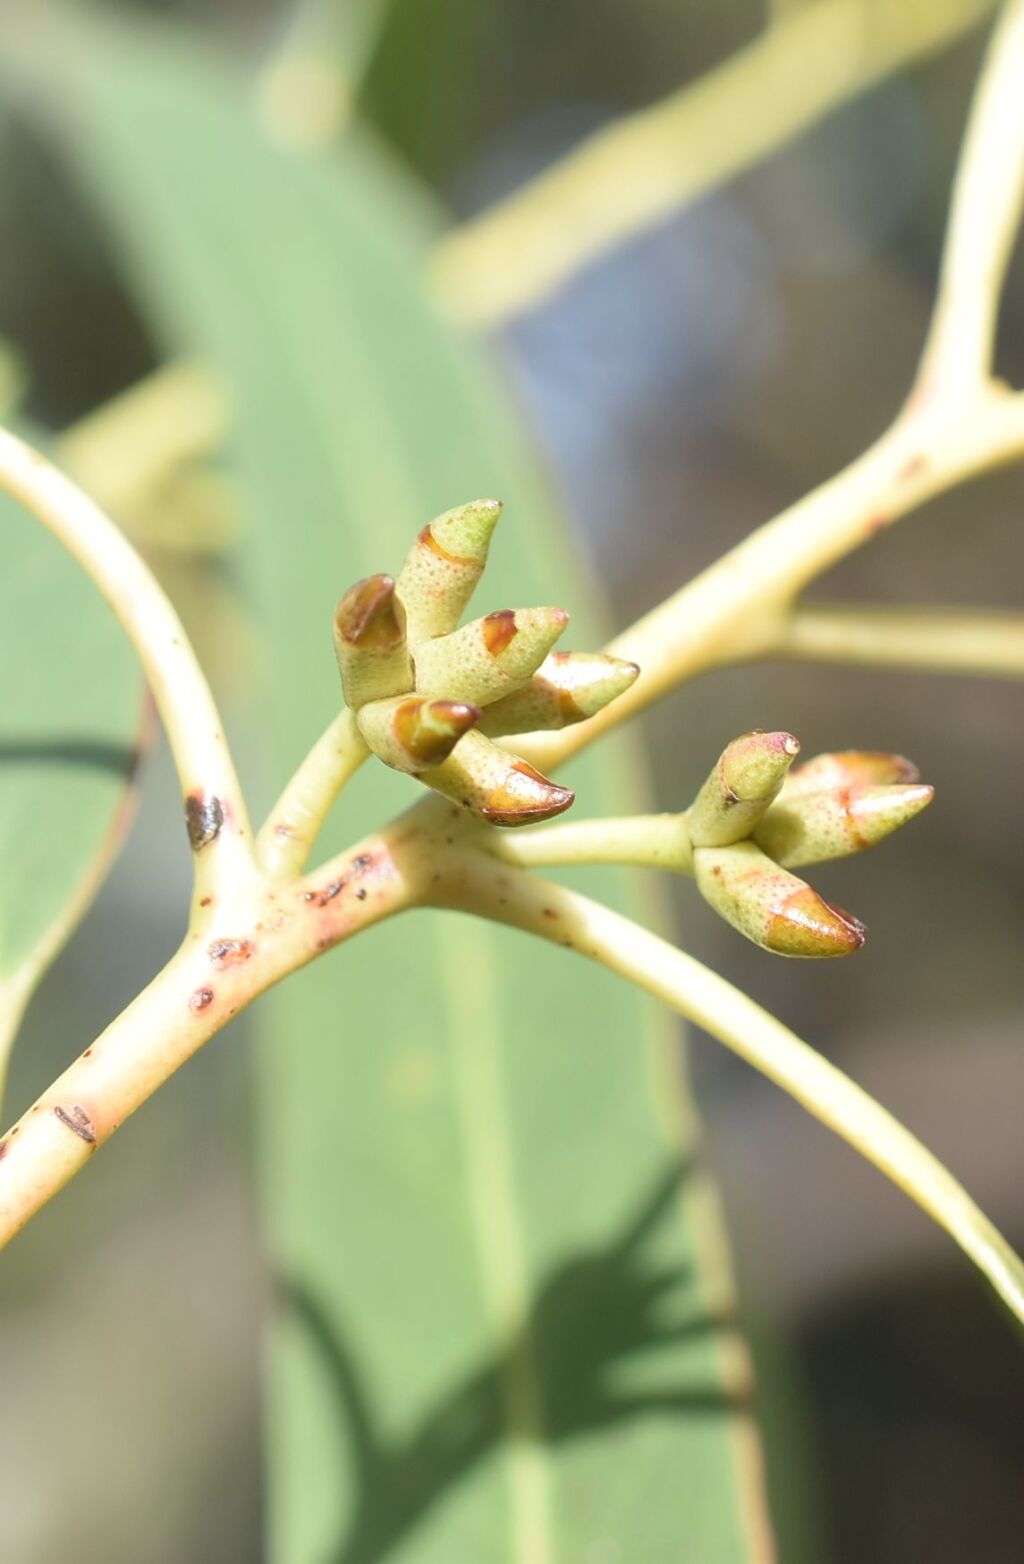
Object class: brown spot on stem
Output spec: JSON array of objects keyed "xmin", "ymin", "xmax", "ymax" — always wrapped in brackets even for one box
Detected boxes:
[
  {"xmin": 208, "ymin": 938, "xmax": 255, "ymax": 967},
  {"xmin": 185, "ymin": 793, "xmax": 224, "ymax": 851},
  {"xmin": 356, "ymin": 888, "xmax": 367, "ymax": 900},
  {"xmin": 54, "ymin": 1104, "xmax": 96, "ymax": 1144},
  {"xmin": 898, "ymin": 453, "xmax": 928, "ymax": 483},
  {"xmin": 190, "ymin": 987, "xmax": 215, "ymax": 1012},
  {"xmin": 0, "ymin": 1141, "xmax": 7, "ymax": 1160},
  {"xmin": 200, "ymin": 896, "xmax": 213, "ymax": 908},
  {"xmin": 483, "ymin": 609, "xmax": 518, "ymax": 656},
  {"xmin": 83, "ymin": 1048, "xmax": 93, "ymax": 1059}
]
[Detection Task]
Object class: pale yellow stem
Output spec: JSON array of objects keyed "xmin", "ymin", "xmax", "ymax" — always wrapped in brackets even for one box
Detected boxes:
[
  {"xmin": 486, "ymin": 813, "xmax": 693, "ymax": 873},
  {"xmin": 0, "ymin": 820, "xmax": 431, "ymax": 1250},
  {"xmin": 431, "ymin": 0, "xmax": 997, "ymax": 327},
  {"xmin": 0, "ymin": 424, "xmax": 251, "ymax": 893},
  {"xmin": 519, "ymin": 387, "xmax": 1024, "ymax": 773},
  {"xmin": 439, "ymin": 851, "xmax": 1024, "ymax": 1330},
  {"xmin": 919, "ymin": 0, "xmax": 1024, "ymax": 391},
  {"xmin": 256, "ymin": 707, "xmax": 370, "ymax": 879},
  {"xmin": 772, "ymin": 603, "xmax": 1024, "ymax": 678}
]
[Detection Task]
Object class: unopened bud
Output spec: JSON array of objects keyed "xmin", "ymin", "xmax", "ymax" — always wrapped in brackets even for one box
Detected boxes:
[
  {"xmin": 356, "ymin": 695, "xmax": 479, "ymax": 774},
  {"xmin": 421, "ymin": 729, "xmax": 574, "ymax": 826},
  {"xmin": 781, "ymin": 750, "xmax": 919, "ymax": 799},
  {"xmin": 756, "ymin": 782, "xmax": 934, "ymax": 868},
  {"xmin": 396, "ymin": 498, "xmax": 503, "ymax": 643},
  {"xmin": 687, "ymin": 731, "xmax": 801, "ymax": 848},
  {"xmin": 414, "ymin": 606, "xmax": 569, "ymax": 707},
  {"xmin": 479, "ymin": 651, "xmax": 639, "ymax": 736},
  {"xmin": 694, "ymin": 841, "xmax": 865, "ymax": 958},
  {"xmin": 333, "ymin": 574, "xmax": 413, "ymax": 709}
]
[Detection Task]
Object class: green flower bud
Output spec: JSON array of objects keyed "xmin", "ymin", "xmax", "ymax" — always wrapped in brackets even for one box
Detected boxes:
[
  {"xmin": 356, "ymin": 695, "xmax": 479, "ymax": 774},
  {"xmin": 478, "ymin": 651, "xmax": 639, "ymax": 736},
  {"xmin": 686, "ymin": 731, "xmax": 801, "ymax": 848},
  {"xmin": 333, "ymin": 574, "xmax": 413, "ymax": 710},
  {"xmin": 421, "ymin": 728, "xmax": 574, "ymax": 826},
  {"xmin": 755, "ymin": 782, "xmax": 934, "ymax": 868},
  {"xmin": 780, "ymin": 750, "xmax": 919, "ymax": 799},
  {"xmin": 396, "ymin": 498, "xmax": 503, "ymax": 643},
  {"xmin": 694, "ymin": 840, "xmax": 865, "ymax": 958},
  {"xmin": 414, "ymin": 606, "xmax": 569, "ymax": 707}
]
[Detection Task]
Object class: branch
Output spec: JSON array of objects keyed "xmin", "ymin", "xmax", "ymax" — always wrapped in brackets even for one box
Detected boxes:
[
  {"xmin": 512, "ymin": 0, "xmax": 1024, "ymax": 770},
  {"xmin": 0, "ymin": 821, "xmax": 431, "ymax": 1249},
  {"xmin": 256, "ymin": 707, "xmax": 370, "ymax": 878},
  {"xmin": 770, "ymin": 603, "xmax": 1024, "ymax": 678},
  {"xmin": 430, "ymin": 0, "xmax": 997, "ymax": 327},
  {"xmin": 518, "ymin": 387, "xmax": 1024, "ymax": 772},
  {"xmin": 0, "ymin": 424, "xmax": 251, "ymax": 896},
  {"xmin": 437, "ymin": 848, "xmax": 1024, "ymax": 1330}
]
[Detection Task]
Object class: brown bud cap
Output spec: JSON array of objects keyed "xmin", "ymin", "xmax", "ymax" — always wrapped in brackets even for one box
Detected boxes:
[
  {"xmin": 694, "ymin": 841, "xmax": 865, "ymax": 958},
  {"xmin": 414, "ymin": 606, "xmax": 569, "ymax": 707},
  {"xmin": 395, "ymin": 498, "xmax": 503, "ymax": 644},
  {"xmin": 755, "ymin": 782, "xmax": 934, "ymax": 868},
  {"xmin": 687, "ymin": 731, "xmax": 801, "ymax": 848},
  {"xmin": 478, "ymin": 651, "xmax": 640, "ymax": 736},
  {"xmin": 356, "ymin": 695, "xmax": 479, "ymax": 774},
  {"xmin": 780, "ymin": 750, "xmax": 919, "ymax": 800},
  {"xmin": 333, "ymin": 575, "xmax": 413, "ymax": 709},
  {"xmin": 420, "ymin": 728, "xmax": 574, "ymax": 826}
]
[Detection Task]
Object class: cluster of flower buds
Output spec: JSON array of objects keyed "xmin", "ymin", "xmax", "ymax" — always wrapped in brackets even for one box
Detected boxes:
[
  {"xmin": 333, "ymin": 500, "xmax": 639, "ymax": 825},
  {"xmin": 685, "ymin": 734, "xmax": 932, "ymax": 957}
]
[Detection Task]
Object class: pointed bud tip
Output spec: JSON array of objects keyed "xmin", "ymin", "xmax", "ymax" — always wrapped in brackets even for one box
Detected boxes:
[
  {"xmin": 766, "ymin": 887, "xmax": 866, "ymax": 958},
  {"xmin": 430, "ymin": 498, "xmax": 504, "ymax": 562},
  {"xmin": 483, "ymin": 605, "xmax": 570, "ymax": 677},
  {"xmin": 479, "ymin": 759, "xmax": 575, "ymax": 827},
  {"xmin": 335, "ymin": 574, "xmax": 401, "ymax": 648}
]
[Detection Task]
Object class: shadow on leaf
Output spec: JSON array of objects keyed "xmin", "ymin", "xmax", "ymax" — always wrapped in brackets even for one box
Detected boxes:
[{"xmin": 280, "ymin": 1161, "xmax": 747, "ymax": 1562}]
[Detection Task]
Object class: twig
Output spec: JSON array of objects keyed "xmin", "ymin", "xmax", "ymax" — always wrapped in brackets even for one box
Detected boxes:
[
  {"xmin": 769, "ymin": 603, "xmax": 1024, "ymax": 678},
  {"xmin": 436, "ymin": 847, "xmax": 1024, "ymax": 1330},
  {"xmin": 430, "ymin": 0, "xmax": 997, "ymax": 326}
]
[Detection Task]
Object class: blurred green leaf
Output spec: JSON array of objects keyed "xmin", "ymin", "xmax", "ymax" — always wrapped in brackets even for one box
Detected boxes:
[
  {"xmin": 0, "ymin": 456, "xmax": 140, "ymax": 1083},
  {"xmin": 18, "ymin": 15, "xmax": 773, "ymax": 1561}
]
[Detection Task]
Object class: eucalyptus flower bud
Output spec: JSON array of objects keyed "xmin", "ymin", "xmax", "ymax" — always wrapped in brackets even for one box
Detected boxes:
[
  {"xmin": 421, "ymin": 728, "xmax": 574, "ymax": 825},
  {"xmin": 780, "ymin": 750, "xmax": 919, "ymax": 799},
  {"xmin": 333, "ymin": 574, "xmax": 413, "ymax": 710},
  {"xmin": 396, "ymin": 498, "xmax": 503, "ymax": 644},
  {"xmin": 414, "ymin": 606, "xmax": 569, "ymax": 707},
  {"xmin": 356, "ymin": 695, "xmax": 479, "ymax": 774},
  {"xmin": 686, "ymin": 731, "xmax": 801, "ymax": 849},
  {"xmin": 478, "ymin": 651, "xmax": 640, "ymax": 736},
  {"xmin": 694, "ymin": 841, "xmax": 865, "ymax": 958},
  {"xmin": 755, "ymin": 782, "xmax": 934, "ymax": 868}
]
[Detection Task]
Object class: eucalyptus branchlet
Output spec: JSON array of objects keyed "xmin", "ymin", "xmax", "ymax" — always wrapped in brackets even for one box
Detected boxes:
[{"xmin": 331, "ymin": 501, "xmax": 635, "ymax": 825}]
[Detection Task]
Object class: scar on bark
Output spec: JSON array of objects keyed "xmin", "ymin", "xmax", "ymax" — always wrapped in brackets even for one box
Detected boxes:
[
  {"xmin": 54, "ymin": 1105, "xmax": 96, "ymax": 1144},
  {"xmin": 190, "ymin": 987, "xmax": 215, "ymax": 1012},
  {"xmin": 185, "ymin": 793, "xmax": 225, "ymax": 851},
  {"xmin": 208, "ymin": 938, "xmax": 255, "ymax": 967}
]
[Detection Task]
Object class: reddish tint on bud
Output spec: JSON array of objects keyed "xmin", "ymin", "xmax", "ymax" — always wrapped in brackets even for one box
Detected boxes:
[
  {"xmin": 413, "ymin": 606, "xmax": 570, "ymax": 707},
  {"xmin": 756, "ymin": 781, "xmax": 934, "ymax": 868},
  {"xmin": 479, "ymin": 652, "xmax": 640, "ymax": 736},
  {"xmin": 421, "ymin": 729, "xmax": 574, "ymax": 826},
  {"xmin": 694, "ymin": 841, "xmax": 866, "ymax": 958},
  {"xmin": 395, "ymin": 498, "xmax": 503, "ymax": 643},
  {"xmin": 781, "ymin": 750, "xmax": 919, "ymax": 799},
  {"xmin": 687, "ymin": 730, "xmax": 801, "ymax": 848},
  {"xmin": 356, "ymin": 695, "xmax": 479, "ymax": 773},
  {"xmin": 333, "ymin": 574, "xmax": 413, "ymax": 708}
]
